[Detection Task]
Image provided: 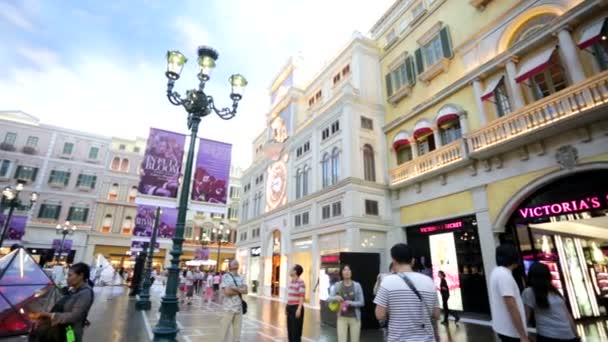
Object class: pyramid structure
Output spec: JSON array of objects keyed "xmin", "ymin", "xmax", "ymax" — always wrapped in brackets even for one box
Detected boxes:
[{"xmin": 0, "ymin": 248, "xmax": 60, "ymax": 337}]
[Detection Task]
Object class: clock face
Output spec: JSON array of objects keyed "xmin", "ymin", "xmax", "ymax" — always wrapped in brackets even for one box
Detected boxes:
[{"xmin": 266, "ymin": 159, "xmax": 287, "ymax": 211}]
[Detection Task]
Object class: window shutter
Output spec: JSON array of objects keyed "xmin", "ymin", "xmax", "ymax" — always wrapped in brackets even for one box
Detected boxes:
[
  {"xmin": 38, "ymin": 204, "xmax": 46, "ymax": 218},
  {"xmin": 440, "ymin": 26, "xmax": 453, "ymax": 59},
  {"xmin": 92, "ymin": 176, "xmax": 97, "ymax": 189},
  {"xmin": 54, "ymin": 206, "xmax": 61, "ymax": 219},
  {"xmin": 385, "ymin": 74, "xmax": 393, "ymax": 96},
  {"xmin": 64, "ymin": 172, "xmax": 70, "ymax": 186},
  {"xmin": 31, "ymin": 168, "xmax": 38, "ymax": 181},
  {"xmin": 415, "ymin": 48, "xmax": 425, "ymax": 75},
  {"xmin": 14, "ymin": 166, "xmax": 22, "ymax": 179},
  {"xmin": 67, "ymin": 207, "xmax": 73, "ymax": 220},
  {"xmin": 48, "ymin": 171, "xmax": 54, "ymax": 184},
  {"xmin": 406, "ymin": 56, "xmax": 416, "ymax": 86}
]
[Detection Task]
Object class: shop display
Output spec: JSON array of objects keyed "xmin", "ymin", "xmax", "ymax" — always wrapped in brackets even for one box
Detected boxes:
[{"xmin": 429, "ymin": 232, "xmax": 463, "ymax": 311}]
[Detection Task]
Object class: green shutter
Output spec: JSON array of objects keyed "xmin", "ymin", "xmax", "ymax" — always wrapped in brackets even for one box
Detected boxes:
[
  {"xmin": 31, "ymin": 168, "xmax": 38, "ymax": 182},
  {"xmin": 385, "ymin": 74, "xmax": 393, "ymax": 96},
  {"xmin": 48, "ymin": 171, "xmax": 55, "ymax": 184},
  {"xmin": 91, "ymin": 176, "xmax": 97, "ymax": 189},
  {"xmin": 77, "ymin": 174, "xmax": 82, "ymax": 187},
  {"xmin": 14, "ymin": 166, "xmax": 22, "ymax": 179},
  {"xmin": 415, "ymin": 48, "xmax": 424, "ymax": 75},
  {"xmin": 440, "ymin": 26, "xmax": 453, "ymax": 59},
  {"xmin": 55, "ymin": 205, "xmax": 61, "ymax": 219},
  {"xmin": 67, "ymin": 207, "xmax": 73, "ymax": 221},
  {"xmin": 83, "ymin": 208, "xmax": 89, "ymax": 222},
  {"xmin": 406, "ymin": 56, "xmax": 416, "ymax": 86},
  {"xmin": 64, "ymin": 172, "xmax": 70, "ymax": 186},
  {"xmin": 38, "ymin": 204, "xmax": 46, "ymax": 218}
]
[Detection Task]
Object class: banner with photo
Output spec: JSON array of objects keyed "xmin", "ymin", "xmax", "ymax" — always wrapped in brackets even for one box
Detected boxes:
[
  {"xmin": 191, "ymin": 138, "xmax": 232, "ymax": 205},
  {"xmin": 138, "ymin": 128, "xmax": 186, "ymax": 201},
  {"xmin": 130, "ymin": 240, "xmax": 160, "ymax": 253},
  {"xmin": 0, "ymin": 214, "xmax": 27, "ymax": 241},
  {"xmin": 131, "ymin": 204, "xmax": 177, "ymax": 256},
  {"xmin": 52, "ymin": 239, "xmax": 73, "ymax": 254}
]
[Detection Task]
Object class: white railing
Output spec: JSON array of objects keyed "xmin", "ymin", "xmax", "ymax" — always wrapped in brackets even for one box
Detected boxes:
[
  {"xmin": 468, "ymin": 70, "xmax": 608, "ymax": 153},
  {"xmin": 390, "ymin": 140, "xmax": 463, "ymax": 185}
]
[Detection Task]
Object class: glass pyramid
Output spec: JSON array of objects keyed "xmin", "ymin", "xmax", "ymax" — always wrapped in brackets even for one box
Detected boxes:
[{"xmin": 0, "ymin": 248, "xmax": 61, "ymax": 337}]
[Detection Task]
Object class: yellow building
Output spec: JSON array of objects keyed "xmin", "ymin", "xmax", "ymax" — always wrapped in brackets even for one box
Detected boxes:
[{"xmin": 373, "ymin": 0, "xmax": 608, "ymax": 322}]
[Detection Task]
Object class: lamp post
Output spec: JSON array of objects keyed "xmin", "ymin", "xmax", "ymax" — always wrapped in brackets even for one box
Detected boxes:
[
  {"xmin": 137, "ymin": 206, "xmax": 161, "ymax": 311},
  {"xmin": 0, "ymin": 181, "xmax": 38, "ymax": 248},
  {"xmin": 54, "ymin": 221, "xmax": 76, "ymax": 263},
  {"xmin": 213, "ymin": 222, "xmax": 231, "ymax": 272},
  {"xmin": 154, "ymin": 46, "xmax": 246, "ymax": 341}
]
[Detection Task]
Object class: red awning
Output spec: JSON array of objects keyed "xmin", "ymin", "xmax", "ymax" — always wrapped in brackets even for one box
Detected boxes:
[
  {"xmin": 481, "ymin": 74, "xmax": 504, "ymax": 101},
  {"xmin": 515, "ymin": 46, "xmax": 556, "ymax": 83},
  {"xmin": 392, "ymin": 139, "xmax": 410, "ymax": 150},
  {"xmin": 413, "ymin": 127, "xmax": 433, "ymax": 139},
  {"xmin": 578, "ymin": 19, "xmax": 606, "ymax": 50},
  {"xmin": 437, "ymin": 113, "xmax": 459, "ymax": 126}
]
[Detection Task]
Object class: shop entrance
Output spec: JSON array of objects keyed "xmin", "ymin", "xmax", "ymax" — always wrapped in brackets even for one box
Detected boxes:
[
  {"xmin": 271, "ymin": 230, "xmax": 281, "ymax": 297},
  {"xmin": 506, "ymin": 169, "xmax": 608, "ymax": 320}
]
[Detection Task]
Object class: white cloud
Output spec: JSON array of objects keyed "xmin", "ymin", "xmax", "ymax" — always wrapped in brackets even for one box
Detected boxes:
[
  {"xmin": 15, "ymin": 45, "xmax": 59, "ymax": 69},
  {"xmin": 0, "ymin": 2, "xmax": 35, "ymax": 31},
  {"xmin": 174, "ymin": 17, "xmax": 211, "ymax": 52}
]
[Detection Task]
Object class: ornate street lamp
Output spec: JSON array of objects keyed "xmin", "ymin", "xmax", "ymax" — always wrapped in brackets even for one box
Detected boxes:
[
  {"xmin": 0, "ymin": 181, "xmax": 38, "ymax": 247},
  {"xmin": 54, "ymin": 221, "xmax": 76, "ymax": 262},
  {"xmin": 213, "ymin": 222, "xmax": 231, "ymax": 272},
  {"xmin": 154, "ymin": 46, "xmax": 246, "ymax": 341}
]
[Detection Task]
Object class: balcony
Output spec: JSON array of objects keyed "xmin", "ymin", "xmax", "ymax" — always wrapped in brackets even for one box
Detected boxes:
[
  {"xmin": 22, "ymin": 146, "xmax": 37, "ymax": 155},
  {"xmin": 390, "ymin": 140, "xmax": 467, "ymax": 187},
  {"xmin": 0, "ymin": 143, "xmax": 16, "ymax": 152},
  {"xmin": 467, "ymin": 70, "xmax": 608, "ymax": 158}
]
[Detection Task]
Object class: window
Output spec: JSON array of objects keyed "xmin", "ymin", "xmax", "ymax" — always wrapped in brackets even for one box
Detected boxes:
[
  {"xmin": 76, "ymin": 174, "xmax": 97, "ymax": 189},
  {"xmin": 14, "ymin": 166, "xmax": 38, "ymax": 182},
  {"xmin": 120, "ymin": 158, "xmax": 129, "ymax": 172},
  {"xmin": 332, "ymin": 202, "xmax": 342, "ymax": 217},
  {"xmin": 365, "ymin": 200, "xmax": 379, "ymax": 216},
  {"xmin": 342, "ymin": 64, "xmax": 350, "ymax": 77},
  {"xmin": 494, "ymin": 80, "xmax": 512, "ymax": 117},
  {"xmin": 302, "ymin": 212, "xmax": 309, "ymax": 225},
  {"xmin": 101, "ymin": 214, "xmax": 113, "ymax": 233},
  {"xmin": 363, "ymin": 145, "xmax": 376, "ymax": 182},
  {"xmin": 68, "ymin": 207, "xmax": 89, "ymax": 222},
  {"xmin": 331, "ymin": 148, "xmax": 340, "ymax": 184},
  {"xmin": 399, "ymin": 18, "xmax": 410, "ymax": 33},
  {"xmin": 4, "ymin": 132, "xmax": 16, "ymax": 145},
  {"xmin": 322, "ymin": 205, "xmax": 331, "ymax": 219},
  {"xmin": 48, "ymin": 170, "xmax": 70, "ymax": 187},
  {"xmin": 417, "ymin": 135, "xmax": 436, "ymax": 156},
  {"xmin": 386, "ymin": 29, "xmax": 397, "ymax": 47},
  {"xmin": 361, "ymin": 117, "xmax": 373, "ymax": 130},
  {"xmin": 322, "ymin": 128, "xmax": 330, "ymax": 140},
  {"xmin": 128, "ymin": 186, "xmax": 137, "ymax": 202},
  {"xmin": 529, "ymin": 53, "xmax": 568, "ymax": 101},
  {"xmin": 386, "ymin": 56, "xmax": 416, "ymax": 98},
  {"xmin": 295, "ymin": 169, "xmax": 302, "ymax": 199},
  {"xmin": 439, "ymin": 119, "xmax": 462, "ymax": 145},
  {"xmin": 229, "ymin": 207, "xmax": 238, "ymax": 220},
  {"xmin": 108, "ymin": 183, "xmax": 119, "ymax": 200},
  {"xmin": 415, "ymin": 27, "xmax": 453, "ymax": 76},
  {"xmin": 309, "ymin": 90, "xmax": 322, "ymax": 107},
  {"xmin": 62, "ymin": 142, "xmax": 74, "ymax": 155},
  {"xmin": 333, "ymin": 73, "xmax": 341, "ymax": 85},
  {"xmin": 322, "ymin": 153, "xmax": 330, "ymax": 188},
  {"xmin": 302, "ymin": 166, "xmax": 309, "ymax": 196},
  {"xmin": 294, "ymin": 214, "xmax": 301, "ymax": 227},
  {"xmin": 0, "ymin": 160, "xmax": 12, "ymax": 178},
  {"xmin": 38, "ymin": 204, "xmax": 61, "ymax": 220},
  {"xmin": 423, "ymin": 35, "xmax": 443, "ymax": 67},
  {"xmin": 296, "ymin": 147, "xmax": 303, "ymax": 157},
  {"xmin": 119, "ymin": 144, "xmax": 126, "ymax": 150},
  {"xmin": 184, "ymin": 224, "xmax": 193, "ymax": 239},
  {"xmin": 111, "ymin": 157, "xmax": 120, "ymax": 170},
  {"xmin": 303, "ymin": 142, "xmax": 310, "ymax": 152},
  {"xmin": 331, "ymin": 120, "xmax": 340, "ymax": 134},
  {"xmin": 88, "ymin": 147, "xmax": 99, "ymax": 160},
  {"xmin": 396, "ymin": 145, "xmax": 413, "ymax": 165},
  {"xmin": 122, "ymin": 216, "xmax": 133, "ymax": 234},
  {"xmin": 26, "ymin": 136, "xmax": 39, "ymax": 147},
  {"xmin": 133, "ymin": 146, "xmax": 141, "ymax": 153},
  {"xmin": 412, "ymin": 1, "xmax": 426, "ymax": 18}
]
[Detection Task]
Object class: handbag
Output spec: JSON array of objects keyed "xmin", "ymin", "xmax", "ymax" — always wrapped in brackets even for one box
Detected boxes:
[
  {"xmin": 399, "ymin": 274, "xmax": 437, "ymax": 338},
  {"xmin": 228, "ymin": 273, "xmax": 248, "ymax": 314}
]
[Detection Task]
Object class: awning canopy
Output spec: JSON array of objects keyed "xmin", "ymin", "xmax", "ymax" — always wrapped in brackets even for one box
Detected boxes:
[
  {"xmin": 413, "ymin": 127, "xmax": 433, "ymax": 139},
  {"xmin": 392, "ymin": 131, "xmax": 410, "ymax": 150},
  {"xmin": 515, "ymin": 46, "xmax": 556, "ymax": 83},
  {"xmin": 481, "ymin": 74, "xmax": 505, "ymax": 101},
  {"xmin": 578, "ymin": 19, "xmax": 606, "ymax": 50},
  {"xmin": 437, "ymin": 113, "xmax": 459, "ymax": 126}
]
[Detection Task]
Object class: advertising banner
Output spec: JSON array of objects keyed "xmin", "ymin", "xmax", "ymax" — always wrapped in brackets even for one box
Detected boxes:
[
  {"xmin": 133, "ymin": 205, "xmax": 177, "ymax": 240},
  {"xmin": 194, "ymin": 247, "xmax": 209, "ymax": 260},
  {"xmin": 191, "ymin": 138, "xmax": 232, "ymax": 204},
  {"xmin": 52, "ymin": 239, "xmax": 73, "ymax": 254},
  {"xmin": 429, "ymin": 232, "xmax": 463, "ymax": 311},
  {"xmin": 138, "ymin": 128, "xmax": 186, "ymax": 199},
  {"xmin": 0, "ymin": 215, "xmax": 27, "ymax": 241},
  {"xmin": 130, "ymin": 240, "xmax": 160, "ymax": 253}
]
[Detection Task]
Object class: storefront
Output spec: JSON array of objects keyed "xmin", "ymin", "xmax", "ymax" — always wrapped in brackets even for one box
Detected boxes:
[
  {"xmin": 249, "ymin": 246, "xmax": 261, "ymax": 293},
  {"xmin": 405, "ymin": 215, "xmax": 490, "ymax": 315},
  {"xmin": 507, "ymin": 169, "xmax": 608, "ymax": 319},
  {"xmin": 291, "ymin": 238, "xmax": 313, "ymax": 303}
]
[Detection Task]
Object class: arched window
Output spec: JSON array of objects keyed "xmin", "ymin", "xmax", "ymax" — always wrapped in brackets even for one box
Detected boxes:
[
  {"xmin": 413, "ymin": 124, "xmax": 435, "ymax": 156},
  {"xmin": 120, "ymin": 158, "xmax": 129, "ymax": 172},
  {"xmin": 437, "ymin": 107, "xmax": 462, "ymax": 145},
  {"xmin": 363, "ymin": 145, "xmax": 376, "ymax": 182},
  {"xmin": 128, "ymin": 186, "xmax": 137, "ymax": 203},
  {"xmin": 393, "ymin": 132, "xmax": 413, "ymax": 165},
  {"xmin": 121, "ymin": 216, "xmax": 133, "ymax": 235},
  {"xmin": 331, "ymin": 148, "xmax": 340, "ymax": 185},
  {"xmin": 108, "ymin": 183, "xmax": 119, "ymax": 200},
  {"xmin": 111, "ymin": 157, "xmax": 120, "ymax": 170},
  {"xmin": 295, "ymin": 168, "xmax": 302, "ymax": 199},
  {"xmin": 322, "ymin": 153, "xmax": 331, "ymax": 188},
  {"xmin": 101, "ymin": 214, "xmax": 112, "ymax": 233},
  {"xmin": 302, "ymin": 165, "xmax": 309, "ymax": 196}
]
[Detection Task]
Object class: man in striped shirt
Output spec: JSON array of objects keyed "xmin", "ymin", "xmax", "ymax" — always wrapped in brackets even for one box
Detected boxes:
[
  {"xmin": 374, "ymin": 243, "xmax": 440, "ymax": 342},
  {"xmin": 286, "ymin": 264, "xmax": 305, "ymax": 342}
]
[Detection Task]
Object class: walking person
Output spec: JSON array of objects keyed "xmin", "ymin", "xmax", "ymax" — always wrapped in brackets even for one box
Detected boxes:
[
  {"xmin": 205, "ymin": 271, "xmax": 215, "ymax": 303},
  {"xmin": 374, "ymin": 243, "xmax": 440, "ymax": 342},
  {"xmin": 522, "ymin": 263, "xmax": 580, "ymax": 342},
  {"xmin": 220, "ymin": 260, "xmax": 247, "ymax": 342},
  {"xmin": 29, "ymin": 263, "xmax": 95, "ymax": 342},
  {"xmin": 489, "ymin": 244, "xmax": 529, "ymax": 342},
  {"xmin": 184, "ymin": 267, "xmax": 195, "ymax": 305},
  {"xmin": 286, "ymin": 264, "xmax": 306, "ymax": 342},
  {"xmin": 438, "ymin": 270, "xmax": 460, "ymax": 325},
  {"xmin": 328, "ymin": 265, "xmax": 364, "ymax": 342}
]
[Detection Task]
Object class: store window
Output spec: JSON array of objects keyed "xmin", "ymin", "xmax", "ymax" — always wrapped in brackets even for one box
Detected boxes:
[{"xmin": 363, "ymin": 145, "xmax": 376, "ymax": 182}]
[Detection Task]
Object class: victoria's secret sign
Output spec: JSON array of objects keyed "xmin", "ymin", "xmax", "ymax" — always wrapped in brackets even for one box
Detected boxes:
[
  {"xmin": 419, "ymin": 220, "xmax": 463, "ymax": 233},
  {"xmin": 518, "ymin": 194, "xmax": 608, "ymax": 219}
]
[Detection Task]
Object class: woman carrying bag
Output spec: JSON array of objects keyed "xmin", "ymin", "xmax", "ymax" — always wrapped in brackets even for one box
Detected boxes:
[
  {"xmin": 29, "ymin": 263, "xmax": 95, "ymax": 342},
  {"xmin": 328, "ymin": 264, "xmax": 365, "ymax": 342},
  {"xmin": 522, "ymin": 263, "xmax": 580, "ymax": 342}
]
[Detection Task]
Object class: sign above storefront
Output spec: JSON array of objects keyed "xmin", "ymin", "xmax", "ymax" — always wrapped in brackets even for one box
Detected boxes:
[
  {"xmin": 419, "ymin": 220, "xmax": 464, "ymax": 233},
  {"xmin": 250, "ymin": 247, "xmax": 261, "ymax": 257},
  {"xmin": 517, "ymin": 194, "xmax": 608, "ymax": 219},
  {"xmin": 321, "ymin": 254, "xmax": 339, "ymax": 264}
]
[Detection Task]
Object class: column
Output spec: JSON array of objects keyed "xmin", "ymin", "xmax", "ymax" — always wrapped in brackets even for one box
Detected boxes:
[
  {"xmin": 342, "ymin": 104, "xmax": 354, "ymax": 179},
  {"xmin": 557, "ymin": 28, "xmax": 585, "ymax": 84},
  {"xmin": 472, "ymin": 79, "xmax": 488, "ymax": 125},
  {"xmin": 471, "ymin": 186, "xmax": 498, "ymax": 291},
  {"xmin": 310, "ymin": 234, "xmax": 319, "ymax": 307},
  {"xmin": 505, "ymin": 59, "xmax": 525, "ymax": 110},
  {"xmin": 411, "ymin": 141, "xmax": 419, "ymax": 159},
  {"xmin": 459, "ymin": 113, "xmax": 469, "ymax": 135},
  {"xmin": 433, "ymin": 126, "xmax": 442, "ymax": 148}
]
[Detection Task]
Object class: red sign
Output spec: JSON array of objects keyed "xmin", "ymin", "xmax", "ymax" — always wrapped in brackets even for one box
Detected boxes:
[
  {"xmin": 518, "ymin": 194, "xmax": 608, "ymax": 219},
  {"xmin": 321, "ymin": 254, "xmax": 339, "ymax": 264},
  {"xmin": 419, "ymin": 220, "xmax": 463, "ymax": 234}
]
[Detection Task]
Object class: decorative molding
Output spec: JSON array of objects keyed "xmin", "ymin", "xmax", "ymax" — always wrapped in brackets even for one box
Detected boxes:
[
  {"xmin": 388, "ymin": 52, "xmax": 408, "ymax": 71},
  {"xmin": 418, "ymin": 58, "xmax": 449, "ymax": 84},
  {"xmin": 469, "ymin": 161, "xmax": 478, "ymax": 176},
  {"xmin": 492, "ymin": 156, "xmax": 503, "ymax": 169},
  {"xmin": 469, "ymin": 0, "xmax": 493, "ymax": 10},
  {"xmin": 532, "ymin": 140, "xmax": 546, "ymax": 156},
  {"xmin": 555, "ymin": 145, "xmax": 578, "ymax": 170},
  {"xmin": 439, "ymin": 174, "xmax": 447, "ymax": 185},
  {"xmin": 388, "ymin": 85, "xmax": 412, "ymax": 105},
  {"xmin": 416, "ymin": 21, "xmax": 443, "ymax": 46},
  {"xmin": 415, "ymin": 183, "xmax": 422, "ymax": 193},
  {"xmin": 518, "ymin": 146, "xmax": 529, "ymax": 161},
  {"xmin": 483, "ymin": 159, "xmax": 492, "ymax": 172},
  {"xmin": 576, "ymin": 126, "xmax": 592, "ymax": 143}
]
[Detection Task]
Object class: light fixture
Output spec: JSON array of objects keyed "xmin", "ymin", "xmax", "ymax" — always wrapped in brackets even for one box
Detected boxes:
[
  {"xmin": 197, "ymin": 46, "xmax": 219, "ymax": 81},
  {"xmin": 15, "ymin": 183, "xmax": 24, "ymax": 192},
  {"xmin": 229, "ymin": 74, "xmax": 248, "ymax": 101},
  {"xmin": 165, "ymin": 51, "xmax": 187, "ymax": 80}
]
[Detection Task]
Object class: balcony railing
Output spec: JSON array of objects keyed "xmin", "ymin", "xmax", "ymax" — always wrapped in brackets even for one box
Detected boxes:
[
  {"xmin": 390, "ymin": 140, "xmax": 464, "ymax": 185},
  {"xmin": 468, "ymin": 70, "xmax": 608, "ymax": 154}
]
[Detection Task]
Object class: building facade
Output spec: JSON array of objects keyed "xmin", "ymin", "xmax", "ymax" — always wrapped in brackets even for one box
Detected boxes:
[
  {"xmin": 373, "ymin": 0, "xmax": 608, "ymax": 320},
  {"xmin": 235, "ymin": 34, "xmax": 392, "ymax": 305}
]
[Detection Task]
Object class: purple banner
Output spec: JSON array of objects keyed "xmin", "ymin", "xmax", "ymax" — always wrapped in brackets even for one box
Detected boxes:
[
  {"xmin": 191, "ymin": 138, "xmax": 232, "ymax": 204},
  {"xmin": 0, "ymin": 215, "xmax": 27, "ymax": 241},
  {"xmin": 52, "ymin": 239, "xmax": 73, "ymax": 253},
  {"xmin": 130, "ymin": 240, "xmax": 160, "ymax": 253},
  {"xmin": 195, "ymin": 247, "xmax": 210, "ymax": 260},
  {"xmin": 138, "ymin": 128, "xmax": 186, "ymax": 199},
  {"xmin": 133, "ymin": 205, "xmax": 177, "ymax": 240}
]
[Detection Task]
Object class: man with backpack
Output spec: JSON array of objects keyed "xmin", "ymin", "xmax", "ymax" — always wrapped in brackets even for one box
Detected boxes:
[{"xmin": 374, "ymin": 243, "xmax": 440, "ymax": 342}]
